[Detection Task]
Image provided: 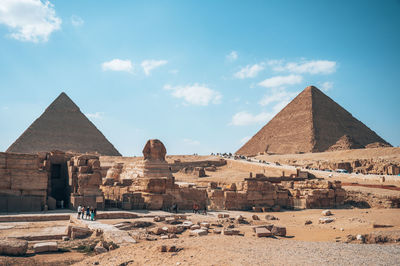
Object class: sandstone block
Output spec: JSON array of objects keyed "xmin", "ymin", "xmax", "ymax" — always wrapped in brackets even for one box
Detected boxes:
[
  {"xmin": 223, "ymin": 229, "xmax": 240, "ymax": 235},
  {"xmin": 256, "ymin": 227, "xmax": 272, "ymax": 237},
  {"xmin": 190, "ymin": 229, "xmax": 208, "ymax": 236},
  {"xmin": 322, "ymin": 210, "xmax": 332, "ymax": 216},
  {"xmin": 33, "ymin": 242, "xmax": 58, "ymax": 253},
  {"xmin": 319, "ymin": 217, "xmax": 335, "ymax": 224},
  {"xmin": 0, "ymin": 238, "xmax": 28, "ymax": 255},
  {"xmin": 271, "ymin": 226, "xmax": 286, "ymax": 236}
]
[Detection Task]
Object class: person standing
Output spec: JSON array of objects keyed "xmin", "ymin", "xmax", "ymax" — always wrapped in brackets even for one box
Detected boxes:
[
  {"xmin": 86, "ymin": 207, "xmax": 90, "ymax": 220},
  {"xmin": 77, "ymin": 205, "xmax": 82, "ymax": 219},
  {"xmin": 93, "ymin": 208, "xmax": 97, "ymax": 221},
  {"xmin": 81, "ymin": 206, "xmax": 85, "ymax": 219}
]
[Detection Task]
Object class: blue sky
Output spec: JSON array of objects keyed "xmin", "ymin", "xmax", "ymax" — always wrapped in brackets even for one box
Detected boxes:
[{"xmin": 0, "ymin": 0, "xmax": 399, "ymax": 156}]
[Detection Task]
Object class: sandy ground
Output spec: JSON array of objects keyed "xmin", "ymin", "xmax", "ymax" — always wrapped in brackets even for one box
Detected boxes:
[{"xmin": 1, "ymin": 209, "xmax": 399, "ymax": 266}]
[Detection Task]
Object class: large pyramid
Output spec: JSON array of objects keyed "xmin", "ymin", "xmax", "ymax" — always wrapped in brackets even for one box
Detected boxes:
[
  {"xmin": 237, "ymin": 86, "xmax": 391, "ymax": 156},
  {"xmin": 7, "ymin": 92, "xmax": 121, "ymax": 156}
]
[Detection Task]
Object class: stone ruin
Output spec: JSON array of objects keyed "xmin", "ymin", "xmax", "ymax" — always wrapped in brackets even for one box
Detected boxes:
[
  {"xmin": 101, "ymin": 139, "xmax": 207, "ymax": 210},
  {"xmin": 0, "ymin": 139, "xmax": 347, "ymax": 213},
  {"xmin": 101, "ymin": 139, "xmax": 346, "ymax": 211}
]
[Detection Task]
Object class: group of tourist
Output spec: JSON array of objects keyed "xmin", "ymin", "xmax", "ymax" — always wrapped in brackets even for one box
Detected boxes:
[{"xmin": 77, "ymin": 205, "xmax": 97, "ymax": 221}]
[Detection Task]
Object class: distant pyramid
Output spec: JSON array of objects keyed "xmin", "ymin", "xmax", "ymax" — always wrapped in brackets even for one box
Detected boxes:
[
  {"xmin": 7, "ymin": 92, "xmax": 121, "ymax": 156},
  {"xmin": 327, "ymin": 135, "xmax": 364, "ymax": 151},
  {"xmin": 237, "ymin": 86, "xmax": 391, "ymax": 156}
]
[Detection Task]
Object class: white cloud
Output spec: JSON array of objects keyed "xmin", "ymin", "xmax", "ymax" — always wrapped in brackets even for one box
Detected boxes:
[
  {"xmin": 258, "ymin": 74, "xmax": 303, "ymax": 88},
  {"xmin": 226, "ymin": 51, "xmax": 238, "ymax": 61},
  {"xmin": 240, "ymin": 136, "xmax": 251, "ymax": 144},
  {"xmin": 164, "ymin": 84, "xmax": 222, "ymax": 106},
  {"xmin": 71, "ymin": 15, "xmax": 84, "ymax": 26},
  {"xmin": 85, "ymin": 112, "xmax": 104, "ymax": 119},
  {"xmin": 0, "ymin": 0, "xmax": 61, "ymax": 43},
  {"xmin": 230, "ymin": 111, "xmax": 273, "ymax": 126},
  {"xmin": 183, "ymin": 138, "xmax": 200, "ymax": 145},
  {"xmin": 320, "ymin": 81, "xmax": 333, "ymax": 92},
  {"xmin": 141, "ymin": 60, "xmax": 167, "ymax": 76},
  {"xmin": 259, "ymin": 88, "xmax": 298, "ymax": 106},
  {"xmin": 269, "ymin": 59, "xmax": 337, "ymax": 74},
  {"xmin": 234, "ymin": 63, "xmax": 264, "ymax": 79},
  {"xmin": 102, "ymin": 59, "xmax": 133, "ymax": 72}
]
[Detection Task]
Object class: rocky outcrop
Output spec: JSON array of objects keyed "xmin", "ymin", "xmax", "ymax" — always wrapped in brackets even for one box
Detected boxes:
[
  {"xmin": 0, "ymin": 238, "xmax": 28, "ymax": 255},
  {"xmin": 327, "ymin": 135, "xmax": 364, "ymax": 151}
]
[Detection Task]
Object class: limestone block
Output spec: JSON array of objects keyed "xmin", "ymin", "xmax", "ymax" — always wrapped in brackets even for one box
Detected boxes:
[
  {"xmin": 0, "ymin": 169, "xmax": 11, "ymax": 189},
  {"xmin": 0, "ymin": 238, "xmax": 28, "ymax": 255},
  {"xmin": 271, "ymin": 226, "xmax": 286, "ymax": 236},
  {"xmin": 256, "ymin": 227, "xmax": 272, "ymax": 237},
  {"xmin": 10, "ymin": 170, "xmax": 48, "ymax": 190},
  {"xmin": 33, "ymin": 242, "xmax": 58, "ymax": 253}
]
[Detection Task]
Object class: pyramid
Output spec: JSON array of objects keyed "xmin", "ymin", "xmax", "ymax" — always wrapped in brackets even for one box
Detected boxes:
[
  {"xmin": 327, "ymin": 135, "xmax": 364, "ymax": 151},
  {"xmin": 237, "ymin": 86, "xmax": 391, "ymax": 156},
  {"xmin": 7, "ymin": 92, "xmax": 121, "ymax": 156}
]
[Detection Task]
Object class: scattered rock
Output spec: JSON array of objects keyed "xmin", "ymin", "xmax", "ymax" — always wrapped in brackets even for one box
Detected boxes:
[
  {"xmin": 154, "ymin": 216, "xmax": 165, "ymax": 222},
  {"xmin": 182, "ymin": 221, "xmax": 194, "ymax": 229},
  {"xmin": 223, "ymin": 229, "xmax": 240, "ymax": 236},
  {"xmin": 62, "ymin": 236, "xmax": 70, "ymax": 241},
  {"xmin": 199, "ymin": 222, "xmax": 210, "ymax": 228},
  {"xmin": 255, "ymin": 227, "xmax": 272, "ymax": 237},
  {"xmin": 190, "ymin": 225, "xmax": 201, "ymax": 230},
  {"xmin": 271, "ymin": 226, "xmax": 286, "ymax": 236},
  {"xmin": 217, "ymin": 213, "xmax": 230, "ymax": 218},
  {"xmin": 0, "ymin": 238, "xmax": 28, "ymax": 255},
  {"xmin": 213, "ymin": 229, "xmax": 222, "ymax": 234},
  {"xmin": 94, "ymin": 242, "xmax": 108, "ymax": 254},
  {"xmin": 265, "ymin": 215, "xmax": 278, "ymax": 221},
  {"xmin": 252, "ymin": 215, "xmax": 260, "ymax": 220},
  {"xmin": 322, "ymin": 210, "xmax": 332, "ymax": 216},
  {"xmin": 33, "ymin": 242, "xmax": 58, "ymax": 253},
  {"xmin": 319, "ymin": 217, "xmax": 335, "ymax": 224},
  {"xmin": 189, "ymin": 229, "xmax": 208, "ymax": 236},
  {"xmin": 304, "ymin": 220, "xmax": 312, "ymax": 225}
]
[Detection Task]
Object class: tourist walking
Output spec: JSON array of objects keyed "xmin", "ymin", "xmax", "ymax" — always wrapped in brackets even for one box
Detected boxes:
[
  {"xmin": 93, "ymin": 208, "xmax": 97, "ymax": 221},
  {"xmin": 90, "ymin": 208, "xmax": 94, "ymax": 221},
  {"xmin": 77, "ymin": 205, "xmax": 82, "ymax": 219},
  {"xmin": 81, "ymin": 206, "xmax": 85, "ymax": 219}
]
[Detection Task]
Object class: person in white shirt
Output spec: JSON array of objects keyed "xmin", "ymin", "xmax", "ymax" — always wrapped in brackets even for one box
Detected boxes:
[{"xmin": 77, "ymin": 205, "xmax": 82, "ymax": 219}]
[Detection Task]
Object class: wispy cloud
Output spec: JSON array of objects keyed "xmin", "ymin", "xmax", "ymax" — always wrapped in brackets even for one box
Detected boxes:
[
  {"xmin": 0, "ymin": 0, "xmax": 61, "ymax": 43},
  {"xmin": 71, "ymin": 15, "xmax": 84, "ymax": 26},
  {"xmin": 141, "ymin": 60, "xmax": 167, "ymax": 76},
  {"xmin": 234, "ymin": 63, "xmax": 265, "ymax": 79},
  {"xmin": 164, "ymin": 84, "xmax": 222, "ymax": 106},
  {"xmin": 259, "ymin": 87, "xmax": 298, "ymax": 107},
  {"xmin": 102, "ymin": 59, "xmax": 133, "ymax": 72},
  {"xmin": 230, "ymin": 111, "xmax": 273, "ymax": 126},
  {"xmin": 85, "ymin": 112, "xmax": 104, "ymax": 119},
  {"xmin": 269, "ymin": 59, "xmax": 337, "ymax": 74},
  {"xmin": 226, "ymin": 51, "xmax": 238, "ymax": 61},
  {"xmin": 183, "ymin": 138, "xmax": 200, "ymax": 145},
  {"xmin": 258, "ymin": 74, "xmax": 303, "ymax": 88},
  {"xmin": 320, "ymin": 81, "xmax": 333, "ymax": 92}
]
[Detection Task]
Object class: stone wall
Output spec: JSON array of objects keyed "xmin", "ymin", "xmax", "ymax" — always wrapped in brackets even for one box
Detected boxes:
[
  {"xmin": 0, "ymin": 152, "xmax": 48, "ymax": 212},
  {"xmin": 69, "ymin": 154, "xmax": 104, "ymax": 210}
]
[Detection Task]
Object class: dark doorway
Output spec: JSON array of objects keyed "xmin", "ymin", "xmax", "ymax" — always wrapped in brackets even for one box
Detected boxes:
[{"xmin": 50, "ymin": 163, "xmax": 69, "ymax": 208}]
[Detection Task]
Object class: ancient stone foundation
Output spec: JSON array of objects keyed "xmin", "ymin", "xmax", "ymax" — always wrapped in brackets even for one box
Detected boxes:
[{"xmin": 0, "ymin": 153, "xmax": 48, "ymax": 212}]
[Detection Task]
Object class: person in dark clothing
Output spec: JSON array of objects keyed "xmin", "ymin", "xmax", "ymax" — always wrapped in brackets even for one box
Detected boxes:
[{"xmin": 172, "ymin": 203, "xmax": 178, "ymax": 213}]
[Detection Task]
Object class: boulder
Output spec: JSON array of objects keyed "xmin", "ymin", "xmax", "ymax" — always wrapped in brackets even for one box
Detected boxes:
[
  {"xmin": 265, "ymin": 215, "xmax": 278, "ymax": 220},
  {"xmin": 319, "ymin": 217, "xmax": 335, "ymax": 224},
  {"xmin": 190, "ymin": 225, "xmax": 201, "ymax": 230},
  {"xmin": 322, "ymin": 210, "xmax": 332, "ymax": 216},
  {"xmin": 189, "ymin": 229, "xmax": 208, "ymax": 236},
  {"xmin": 304, "ymin": 220, "xmax": 312, "ymax": 225},
  {"xmin": 199, "ymin": 222, "xmax": 210, "ymax": 228},
  {"xmin": 256, "ymin": 227, "xmax": 272, "ymax": 237},
  {"xmin": 271, "ymin": 226, "xmax": 286, "ymax": 236},
  {"xmin": 223, "ymin": 229, "xmax": 240, "ymax": 236},
  {"xmin": 0, "ymin": 238, "xmax": 28, "ymax": 255},
  {"xmin": 252, "ymin": 215, "xmax": 260, "ymax": 220},
  {"xmin": 33, "ymin": 242, "xmax": 58, "ymax": 253}
]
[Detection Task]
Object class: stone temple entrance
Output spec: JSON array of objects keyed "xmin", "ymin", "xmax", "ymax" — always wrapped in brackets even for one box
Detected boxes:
[{"xmin": 50, "ymin": 163, "xmax": 69, "ymax": 208}]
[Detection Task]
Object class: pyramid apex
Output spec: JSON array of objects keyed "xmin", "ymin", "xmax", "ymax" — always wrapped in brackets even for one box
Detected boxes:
[{"xmin": 304, "ymin": 85, "xmax": 320, "ymax": 92}]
